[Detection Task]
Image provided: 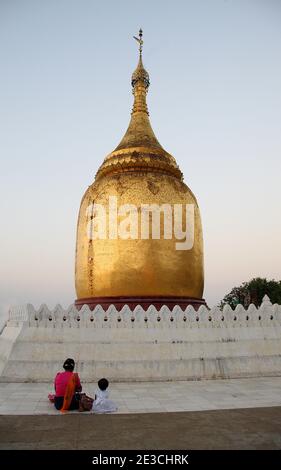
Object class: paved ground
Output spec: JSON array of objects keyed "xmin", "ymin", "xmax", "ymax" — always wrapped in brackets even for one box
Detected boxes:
[
  {"xmin": 0, "ymin": 407, "xmax": 281, "ymax": 449},
  {"xmin": 1, "ymin": 377, "xmax": 281, "ymax": 449},
  {"xmin": 1, "ymin": 377, "xmax": 281, "ymax": 415}
]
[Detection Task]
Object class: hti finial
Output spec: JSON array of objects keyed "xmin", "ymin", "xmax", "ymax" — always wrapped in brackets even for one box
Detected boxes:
[
  {"xmin": 133, "ymin": 28, "xmax": 143, "ymax": 56},
  {"xmin": 131, "ymin": 28, "xmax": 149, "ymax": 90}
]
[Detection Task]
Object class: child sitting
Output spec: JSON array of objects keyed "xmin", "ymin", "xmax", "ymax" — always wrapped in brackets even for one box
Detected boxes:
[{"xmin": 92, "ymin": 378, "xmax": 117, "ymax": 414}]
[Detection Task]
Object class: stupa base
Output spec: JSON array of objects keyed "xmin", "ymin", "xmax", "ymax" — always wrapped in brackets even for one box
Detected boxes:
[{"xmin": 75, "ymin": 296, "xmax": 207, "ymax": 312}]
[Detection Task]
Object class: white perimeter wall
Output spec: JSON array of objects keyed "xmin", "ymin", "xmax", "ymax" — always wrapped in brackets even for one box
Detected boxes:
[{"xmin": 0, "ymin": 296, "xmax": 281, "ymax": 382}]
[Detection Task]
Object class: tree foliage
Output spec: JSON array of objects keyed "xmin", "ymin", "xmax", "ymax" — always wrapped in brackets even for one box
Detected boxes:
[{"xmin": 219, "ymin": 277, "xmax": 281, "ymax": 309}]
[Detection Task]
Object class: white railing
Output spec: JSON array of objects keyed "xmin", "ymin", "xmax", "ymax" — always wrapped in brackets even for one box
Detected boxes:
[{"xmin": 6, "ymin": 295, "xmax": 281, "ymax": 329}]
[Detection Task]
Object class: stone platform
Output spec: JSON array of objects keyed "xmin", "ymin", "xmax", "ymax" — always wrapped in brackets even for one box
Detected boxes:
[
  {"xmin": 1, "ymin": 377, "xmax": 281, "ymax": 415},
  {"xmin": 1, "ymin": 378, "xmax": 281, "ymax": 450},
  {"xmin": 0, "ymin": 296, "xmax": 281, "ymax": 382}
]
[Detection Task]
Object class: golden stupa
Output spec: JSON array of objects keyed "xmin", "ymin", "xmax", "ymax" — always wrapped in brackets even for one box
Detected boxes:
[{"xmin": 75, "ymin": 30, "xmax": 205, "ymax": 310}]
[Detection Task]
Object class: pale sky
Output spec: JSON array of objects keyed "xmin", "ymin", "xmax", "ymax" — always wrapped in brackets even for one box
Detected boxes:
[{"xmin": 0, "ymin": 0, "xmax": 280, "ymax": 313}]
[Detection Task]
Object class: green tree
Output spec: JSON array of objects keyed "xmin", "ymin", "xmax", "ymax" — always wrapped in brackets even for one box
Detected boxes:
[{"xmin": 219, "ymin": 277, "xmax": 281, "ymax": 309}]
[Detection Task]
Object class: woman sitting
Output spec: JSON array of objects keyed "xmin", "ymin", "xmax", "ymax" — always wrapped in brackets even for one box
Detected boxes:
[{"xmin": 53, "ymin": 358, "xmax": 82, "ymax": 412}]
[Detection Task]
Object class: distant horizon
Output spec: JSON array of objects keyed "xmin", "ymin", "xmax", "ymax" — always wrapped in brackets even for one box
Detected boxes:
[{"xmin": 1, "ymin": 0, "xmax": 281, "ymax": 313}]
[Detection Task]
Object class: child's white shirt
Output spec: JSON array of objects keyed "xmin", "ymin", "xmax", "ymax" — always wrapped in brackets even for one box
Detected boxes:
[{"xmin": 92, "ymin": 388, "xmax": 117, "ymax": 413}]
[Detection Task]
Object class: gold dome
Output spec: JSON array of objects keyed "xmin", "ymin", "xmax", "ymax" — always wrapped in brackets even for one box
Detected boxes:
[{"xmin": 75, "ymin": 30, "xmax": 204, "ymax": 309}]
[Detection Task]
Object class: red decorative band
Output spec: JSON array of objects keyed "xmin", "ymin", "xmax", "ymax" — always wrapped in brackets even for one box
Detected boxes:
[{"xmin": 75, "ymin": 296, "xmax": 207, "ymax": 312}]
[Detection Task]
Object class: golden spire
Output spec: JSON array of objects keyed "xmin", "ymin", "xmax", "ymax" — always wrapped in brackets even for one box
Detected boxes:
[
  {"xmin": 131, "ymin": 30, "xmax": 150, "ymax": 114},
  {"xmin": 96, "ymin": 29, "xmax": 182, "ymax": 181},
  {"xmin": 132, "ymin": 28, "xmax": 150, "ymax": 114},
  {"xmin": 113, "ymin": 28, "xmax": 162, "ymax": 151}
]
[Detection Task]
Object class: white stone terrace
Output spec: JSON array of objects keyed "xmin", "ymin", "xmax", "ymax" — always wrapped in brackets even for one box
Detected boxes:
[{"xmin": 1, "ymin": 377, "xmax": 281, "ymax": 415}]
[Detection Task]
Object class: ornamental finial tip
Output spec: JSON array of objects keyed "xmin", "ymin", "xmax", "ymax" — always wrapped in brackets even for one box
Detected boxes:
[{"xmin": 133, "ymin": 28, "xmax": 143, "ymax": 56}]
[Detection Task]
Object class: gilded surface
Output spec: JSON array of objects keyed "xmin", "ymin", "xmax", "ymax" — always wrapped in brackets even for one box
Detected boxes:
[{"xmin": 75, "ymin": 37, "xmax": 204, "ymax": 300}]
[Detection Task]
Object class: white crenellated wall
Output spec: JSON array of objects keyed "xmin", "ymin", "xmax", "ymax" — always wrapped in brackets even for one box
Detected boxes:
[{"xmin": 0, "ymin": 295, "xmax": 281, "ymax": 382}]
